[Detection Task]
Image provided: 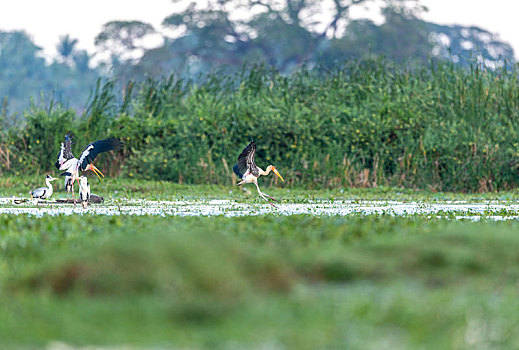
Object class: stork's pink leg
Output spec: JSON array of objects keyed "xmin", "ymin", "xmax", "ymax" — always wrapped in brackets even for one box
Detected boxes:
[{"xmin": 253, "ymin": 181, "xmax": 278, "ymax": 208}]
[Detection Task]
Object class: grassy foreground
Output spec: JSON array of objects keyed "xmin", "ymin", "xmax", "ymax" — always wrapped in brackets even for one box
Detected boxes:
[{"xmin": 1, "ymin": 207, "xmax": 519, "ymax": 348}]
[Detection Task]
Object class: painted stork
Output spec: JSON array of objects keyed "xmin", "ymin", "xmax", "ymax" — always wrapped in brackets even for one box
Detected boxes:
[
  {"xmin": 233, "ymin": 140, "xmax": 284, "ymax": 207},
  {"xmin": 78, "ymin": 176, "xmax": 90, "ymax": 209},
  {"xmin": 55, "ymin": 132, "xmax": 122, "ymax": 203},
  {"xmin": 30, "ymin": 175, "xmax": 59, "ymax": 201}
]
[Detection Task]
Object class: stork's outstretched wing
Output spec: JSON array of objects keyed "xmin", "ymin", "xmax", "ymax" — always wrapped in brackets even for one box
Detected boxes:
[
  {"xmin": 233, "ymin": 141, "xmax": 259, "ymax": 178},
  {"xmin": 55, "ymin": 132, "xmax": 75, "ymax": 169},
  {"xmin": 77, "ymin": 138, "xmax": 123, "ymax": 171}
]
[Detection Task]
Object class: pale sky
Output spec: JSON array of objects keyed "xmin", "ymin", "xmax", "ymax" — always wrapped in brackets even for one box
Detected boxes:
[
  {"xmin": 420, "ymin": 0, "xmax": 519, "ymax": 58},
  {"xmin": 0, "ymin": 0, "xmax": 518, "ymax": 60},
  {"xmin": 0, "ymin": 0, "xmax": 175, "ymax": 60}
]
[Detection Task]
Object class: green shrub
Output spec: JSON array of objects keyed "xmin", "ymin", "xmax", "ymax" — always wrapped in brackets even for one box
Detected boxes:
[{"xmin": 2, "ymin": 58, "xmax": 519, "ymax": 192}]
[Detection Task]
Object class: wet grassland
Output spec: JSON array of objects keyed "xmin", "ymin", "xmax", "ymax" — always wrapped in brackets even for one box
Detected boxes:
[{"xmin": 2, "ymin": 177, "xmax": 519, "ymax": 349}]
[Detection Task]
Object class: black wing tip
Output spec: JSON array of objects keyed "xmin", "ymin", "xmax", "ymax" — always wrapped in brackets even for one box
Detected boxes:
[
  {"xmin": 93, "ymin": 138, "xmax": 124, "ymax": 151},
  {"xmin": 247, "ymin": 140, "xmax": 256, "ymax": 152},
  {"xmin": 60, "ymin": 172, "xmax": 72, "ymax": 177},
  {"xmin": 112, "ymin": 138, "xmax": 124, "ymax": 151},
  {"xmin": 106, "ymin": 138, "xmax": 124, "ymax": 149},
  {"xmin": 240, "ymin": 140, "xmax": 255, "ymax": 150}
]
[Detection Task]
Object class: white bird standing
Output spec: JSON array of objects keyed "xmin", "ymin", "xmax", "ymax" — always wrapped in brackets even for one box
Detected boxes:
[
  {"xmin": 233, "ymin": 140, "xmax": 284, "ymax": 207},
  {"xmin": 78, "ymin": 176, "xmax": 90, "ymax": 209},
  {"xmin": 55, "ymin": 132, "xmax": 122, "ymax": 204},
  {"xmin": 30, "ymin": 175, "xmax": 59, "ymax": 201}
]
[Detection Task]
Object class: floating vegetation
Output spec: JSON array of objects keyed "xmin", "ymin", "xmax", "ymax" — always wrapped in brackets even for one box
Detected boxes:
[{"xmin": 3, "ymin": 195, "xmax": 519, "ymax": 220}]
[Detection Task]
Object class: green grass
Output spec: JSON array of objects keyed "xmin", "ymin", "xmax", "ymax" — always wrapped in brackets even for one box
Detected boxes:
[
  {"xmin": 1, "ymin": 209, "xmax": 519, "ymax": 348},
  {"xmin": 4, "ymin": 175, "xmax": 519, "ymax": 203}
]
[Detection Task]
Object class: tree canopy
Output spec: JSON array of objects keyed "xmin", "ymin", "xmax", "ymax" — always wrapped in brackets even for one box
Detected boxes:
[
  {"xmin": 0, "ymin": 31, "xmax": 99, "ymax": 118},
  {"xmin": 115, "ymin": 0, "xmax": 515, "ymax": 79},
  {"xmin": 0, "ymin": 0, "xmax": 515, "ymax": 116}
]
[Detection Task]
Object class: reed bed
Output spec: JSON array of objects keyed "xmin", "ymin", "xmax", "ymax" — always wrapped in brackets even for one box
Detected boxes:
[{"xmin": 1, "ymin": 58, "xmax": 519, "ymax": 192}]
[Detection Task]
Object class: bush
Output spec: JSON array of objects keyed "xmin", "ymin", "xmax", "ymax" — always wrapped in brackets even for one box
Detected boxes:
[{"xmin": 2, "ymin": 58, "xmax": 519, "ymax": 192}]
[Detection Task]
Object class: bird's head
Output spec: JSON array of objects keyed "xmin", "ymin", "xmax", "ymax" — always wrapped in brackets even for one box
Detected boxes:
[
  {"xmin": 46, "ymin": 175, "xmax": 59, "ymax": 182},
  {"xmin": 271, "ymin": 166, "xmax": 284, "ymax": 182}
]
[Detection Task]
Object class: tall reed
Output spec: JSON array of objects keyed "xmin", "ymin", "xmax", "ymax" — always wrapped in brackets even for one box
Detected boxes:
[{"xmin": 2, "ymin": 58, "xmax": 519, "ymax": 192}]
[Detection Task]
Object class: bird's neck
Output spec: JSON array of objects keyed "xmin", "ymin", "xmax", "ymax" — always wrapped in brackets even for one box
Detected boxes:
[
  {"xmin": 260, "ymin": 165, "xmax": 274, "ymax": 176},
  {"xmin": 45, "ymin": 179, "xmax": 53, "ymax": 188}
]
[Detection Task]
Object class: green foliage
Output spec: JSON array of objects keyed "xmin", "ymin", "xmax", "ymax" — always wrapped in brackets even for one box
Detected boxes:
[
  {"xmin": 3, "ymin": 214, "xmax": 519, "ymax": 347},
  {"xmin": 2, "ymin": 103, "xmax": 76, "ymax": 175},
  {"xmin": 3, "ymin": 58, "xmax": 519, "ymax": 192}
]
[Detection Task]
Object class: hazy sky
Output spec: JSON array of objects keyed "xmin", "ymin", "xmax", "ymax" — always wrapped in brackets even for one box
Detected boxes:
[
  {"xmin": 420, "ymin": 0, "xmax": 519, "ymax": 58},
  {"xmin": 0, "ymin": 0, "xmax": 518, "ymax": 59}
]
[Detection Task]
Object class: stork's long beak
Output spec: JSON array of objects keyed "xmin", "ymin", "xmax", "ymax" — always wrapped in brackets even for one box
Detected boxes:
[
  {"xmin": 89, "ymin": 164, "xmax": 105, "ymax": 180},
  {"xmin": 49, "ymin": 177, "xmax": 59, "ymax": 182},
  {"xmin": 273, "ymin": 168, "xmax": 284, "ymax": 182}
]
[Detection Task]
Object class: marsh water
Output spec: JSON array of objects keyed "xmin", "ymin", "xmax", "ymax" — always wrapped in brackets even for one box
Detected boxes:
[{"xmin": 1, "ymin": 198, "xmax": 519, "ymax": 219}]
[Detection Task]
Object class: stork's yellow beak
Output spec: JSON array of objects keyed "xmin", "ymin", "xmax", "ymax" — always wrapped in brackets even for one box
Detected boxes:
[
  {"xmin": 273, "ymin": 168, "xmax": 284, "ymax": 182},
  {"xmin": 89, "ymin": 164, "xmax": 105, "ymax": 180}
]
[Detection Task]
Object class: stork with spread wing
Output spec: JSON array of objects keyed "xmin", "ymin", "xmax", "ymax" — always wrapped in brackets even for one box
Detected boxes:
[
  {"xmin": 233, "ymin": 141, "xmax": 284, "ymax": 207},
  {"xmin": 55, "ymin": 132, "xmax": 122, "ymax": 204}
]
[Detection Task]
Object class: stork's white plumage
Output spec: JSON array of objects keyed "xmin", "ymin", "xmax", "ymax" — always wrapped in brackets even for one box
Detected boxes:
[
  {"xmin": 30, "ymin": 175, "xmax": 59, "ymax": 201},
  {"xmin": 78, "ymin": 176, "xmax": 90, "ymax": 209},
  {"xmin": 55, "ymin": 132, "xmax": 122, "ymax": 204},
  {"xmin": 233, "ymin": 140, "xmax": 284, "ymax": 207}
]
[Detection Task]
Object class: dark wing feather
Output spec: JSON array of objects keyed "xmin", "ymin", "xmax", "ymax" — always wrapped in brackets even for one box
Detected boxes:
[
  {"xmin": 234, "ymin": 141, "xmax": 259, "ymax": 178},
  {"xmin": 55, "ymin": 132, "xmax": 75, "ymax": 169},
  {"xmin": 78, "ymin": 138, "xmax": 123, "ymax": 171},
  {"xmin": 232, "ymin": 164, "xmax": 244, "ymax": 178}
]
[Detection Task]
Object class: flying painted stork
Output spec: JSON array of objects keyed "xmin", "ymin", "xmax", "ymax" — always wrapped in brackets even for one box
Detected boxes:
[
  {"xmin": 30, "ymin": 175, "xmax": 59, "ymax": 201},
  {"xmin": 55, "ymin": 132, "xmax": 122, "ymax": 203},
  {"xmin": 233, "ymin": 140, "xmax": 284, "ymax": 207}
]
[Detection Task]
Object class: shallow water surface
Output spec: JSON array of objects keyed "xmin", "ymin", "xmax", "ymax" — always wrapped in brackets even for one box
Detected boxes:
[{"xmin": 1, "ymin": 198, "xmax": 519, "ymax": 219}]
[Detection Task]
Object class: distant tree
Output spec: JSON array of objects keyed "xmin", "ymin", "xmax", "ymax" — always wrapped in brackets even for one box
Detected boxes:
[
  {"xmin": 57, "ymin": 34, "xmax": 79, "ymax": 65},
  {"xmin": 0, "ymin": 31, "xmax": 49, "ymax": 114},
  {"xmin": 95, "ymin": 0, "xmax": 515, "ymax": 79},
  {"xmin": 72, "ymin": 50, "xmax": 92, "ymax": 73},
  {"xmin": 427, "ymin": 23, "xmax": 515, "ymax": 67},
  {"xmin": 0, "ymin": 30, "xmax": 101, "ymax": 116},
  {"xmin": 95, "ymin": 21, "xmax": 156, "ymax": 62},
  {"xmin": 321, "ymin": 3, "xmax": 432, "ymax": 65},
  {"xmin": 95, "ymin": 20, "xmax": 158, "ymax": 82},
  {"xmin": 314, "ymin": 0, "xmax": 514, "ymax": 68},
  {"xmin": 155, "ymin": 0, "xmax": 375, "ymax": 74}
]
